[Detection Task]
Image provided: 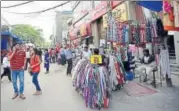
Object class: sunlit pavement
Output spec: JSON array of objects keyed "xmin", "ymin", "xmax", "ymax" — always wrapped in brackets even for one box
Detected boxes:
[{"xmin": 1, "ymin": 63, "xmax": 179, "ymax": 111}]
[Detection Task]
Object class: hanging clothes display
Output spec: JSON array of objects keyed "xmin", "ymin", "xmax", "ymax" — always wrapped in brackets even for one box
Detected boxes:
[
  {"xmin": 156, "ymin": 19, "xmax": 168, "ymax": 37},
  {"xmin": 146, "ymin": 20, "xmax": 152, "ymax": 42},
  {"xmin": 173, "ymin": 1, "xmax": 179, "ymax": 28},
  {"xmin": 131, "ymin": 22, "xmax": 140, "ymax": 44},
  {"xmin": 72, "ymin": 59, "xmax": 112, "ymax": 109},
  {"xmin": 159, "ymin": 49, "xmax": 171, "ymax": 78},
  {"xmin": 108, "ymin": 55, "xmax": 125, "ymax": 90},
  {"xmin": 163, "ymin": 0, "xmax": 179, "ymax": 31},
  {"xmin": 140, "ymin": 23, "xmax": 146, "ymax": 43}
]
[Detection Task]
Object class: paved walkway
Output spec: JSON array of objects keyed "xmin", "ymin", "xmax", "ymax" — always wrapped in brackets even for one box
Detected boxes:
[{"xmin": 1, "ymin": 63, "xmax": 179, "ymax": 111}]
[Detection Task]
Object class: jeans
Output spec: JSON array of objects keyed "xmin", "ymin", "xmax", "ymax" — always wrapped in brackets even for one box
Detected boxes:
[
  {"xmin": 67, "ymin": 58, "xmax": 73, "ymax": 75},
  {"xmin": 11, "ymin": 70, "xmax": 24, "ymax": 94},
  {"xmin": 32, "ymin": 72, "xmax": 41, "ymax": 91}
]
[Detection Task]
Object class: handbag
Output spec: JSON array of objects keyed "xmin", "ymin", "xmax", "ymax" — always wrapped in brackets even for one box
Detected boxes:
[{"xmin": 28, "ymin": 67, "xmax": 33, "ymax": 76}]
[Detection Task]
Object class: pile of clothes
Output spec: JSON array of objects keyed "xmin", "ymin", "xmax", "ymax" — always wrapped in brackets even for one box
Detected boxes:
[{"xmin": 72, "ymin": 59, "xmax": 112, "ymax": 109}]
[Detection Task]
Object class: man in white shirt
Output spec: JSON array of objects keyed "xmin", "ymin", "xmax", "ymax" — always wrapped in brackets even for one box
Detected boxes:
[
  {"xmin": 25, "ymin": 48, "xmax": 30, "ymax": 70},
  {"xmin": 82, "ymin": 46, "xmax": 91, "ymax": 60},
  {"xmin": 1, "ymin": 54, "xmax": 11, "ymax": 82}
]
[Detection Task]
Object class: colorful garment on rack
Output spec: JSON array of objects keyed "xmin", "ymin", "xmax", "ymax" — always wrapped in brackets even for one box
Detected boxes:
[
  {"xmin": 146, "ymin": 20, "xmax": 152, "ymax": 42},
  {"xmin": 163, "ymin": 0, "xmax": 179, "ymax": 31},
  {"xmin": 131, "ymin": 23, "xmax": 140, "ymax": 44},
  {"xmin": 108, "ymin": 55, "xmax": 125, "ymax": 90},
  {"xmin": 72, "ymin": 59, "xmax": 112, "ymax": 109},
  {"xmin": 173, "ymin": 1, "xmax": 179, "ymax": 28},
  {"xmin": 140, "ymin": 23, "xmax": 146, "ymax": 43}
]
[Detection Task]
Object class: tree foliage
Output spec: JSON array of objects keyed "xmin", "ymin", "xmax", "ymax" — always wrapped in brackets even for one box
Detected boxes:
[{"xmin": 11, "ymin": 24, "xmax": 45, "ymax": 46}]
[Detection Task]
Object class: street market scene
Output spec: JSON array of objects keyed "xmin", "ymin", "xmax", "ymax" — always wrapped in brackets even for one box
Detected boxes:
[{"xmin": 1, "ymin": 1, "xmax": 179, "ymax": 111}]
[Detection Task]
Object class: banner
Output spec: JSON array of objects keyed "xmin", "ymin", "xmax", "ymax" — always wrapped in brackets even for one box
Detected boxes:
[
  {"xmin": 103, "ymin": 3, "xmax": 128, "ymax": 28},
  {"xmin": 80, "ymin": 24, "xmax": 87, "ymax": 37}
]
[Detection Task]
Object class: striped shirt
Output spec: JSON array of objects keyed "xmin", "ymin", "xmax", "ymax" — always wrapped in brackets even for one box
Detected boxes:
[{"xmin": 9, "ymin": 50, "xmax": 26, "ymax": 70}]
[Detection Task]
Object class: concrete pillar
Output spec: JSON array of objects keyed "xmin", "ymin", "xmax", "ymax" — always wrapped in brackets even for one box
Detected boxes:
[{"xmin": 174, "ymin": 32, "xmax": 179, "ymax": 65}]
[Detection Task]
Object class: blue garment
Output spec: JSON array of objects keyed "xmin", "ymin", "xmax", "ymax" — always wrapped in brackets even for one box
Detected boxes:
[
  {"xmin": 65, "ymin": 49, "xmax": 73, "ymax": 60},
  {"xmin": 11, "ymin": 70, "xmax": 24, "ymax": 94},
  {"xmin": 60, "ymin": 54, "xmax": 66, "ymax": 65},
  {"xmin": 136, "ymin": 1, "xmax": 162, "ymax": 12},
  {"xmin": 1, "ymin": 37, "xmax": 8, "ymax": 50},
  {"xmin": 32, "ymin": 72, "xmax": 41, "ymax": 91},
  {"xmin": 44, "ymin": 52, "xmax": 50, "ymax": 68}
]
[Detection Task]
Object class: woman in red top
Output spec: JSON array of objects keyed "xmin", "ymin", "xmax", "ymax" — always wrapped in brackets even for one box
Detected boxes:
[{"xmin": 29, "ymin": 48, "xmax": 42, "ymax": 95}]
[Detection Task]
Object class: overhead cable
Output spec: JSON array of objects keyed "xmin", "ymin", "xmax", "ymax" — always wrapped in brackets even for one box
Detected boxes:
[
  {"xmin": 1, "ymin": 1, "xmax": 34, "ymax": 8},
  {"xmin": 3, "ymin": 1, "xmax": 71, "ymax": 15},
  {"xmin": 72, "ymin": 1, "xmax": 80, "ymax": 12}
]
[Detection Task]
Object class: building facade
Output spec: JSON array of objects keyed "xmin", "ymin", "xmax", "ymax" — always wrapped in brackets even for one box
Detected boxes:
[{"xmin": 55, "ymin": 11, "xmax": 73, "ymax": 43}]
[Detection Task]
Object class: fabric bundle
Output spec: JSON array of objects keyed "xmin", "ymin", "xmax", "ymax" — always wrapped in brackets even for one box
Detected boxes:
[
  {"xmin": 72, "ymin": 59, "xmax": 112, "ymax": 109},
  {"xmin": 108, "ymin": 55, "xmax": 125, "ymax": 90}
]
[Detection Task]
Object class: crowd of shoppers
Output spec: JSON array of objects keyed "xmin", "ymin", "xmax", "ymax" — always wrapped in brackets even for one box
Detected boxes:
[{"xmin": 1, "ymin": 42, "xmax": 95, "ymax": 100}]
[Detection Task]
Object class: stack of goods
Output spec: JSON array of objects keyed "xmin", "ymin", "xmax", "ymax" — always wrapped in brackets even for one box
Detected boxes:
[
  {"xmin": 108, "ymin": 55, "xmax": 125, "ymax": 90},
  {"xmin": 72, "ymin": 59, "xmax": 112, "ymax": 109}
]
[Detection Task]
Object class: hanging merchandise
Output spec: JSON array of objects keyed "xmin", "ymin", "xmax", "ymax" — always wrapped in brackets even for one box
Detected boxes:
[
  {"xmin": 122, "ymin": 24, "xmax": 130, "ymax": 43},
  {"xmin": 173, "ymin": 1, "xmax": 179, "ymax": 28},
  {"xmin": 72, "ymin": 59, "xmax": 112, "ymax": 109},
  {"xmin": 131, "ymin": 22, "xmax": 140, "ymax": 44},
  {"xmin": 120, "ymin": 46, "xmax": 128, "ymax": 62},
  {"xmin": 108, "ymin": 55, "xmax": 124, "ymax": 90},
  {"xmin": 163, "ymin": 0, "xmax": 179, "ymax": 31},
  {"xmin": 159, "ymin": 48, "xmax": 171, "ymax": 78},
  {"xmin": 146, "ymin": 20, "xmax": 152, "ymax": 42},
  {"xmin": 156, "ymin": 19, "xmax": 168, "ymax": 37},
  {"xmin": 140, "ymin": 23, "xmax": 146, "ymax": 43}
]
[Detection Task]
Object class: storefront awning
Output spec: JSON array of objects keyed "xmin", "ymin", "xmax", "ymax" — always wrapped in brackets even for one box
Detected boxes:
[
  {"xmin": 1, "ymin": 30, "xmax": 11, "ymax": 36},
  {"xmin": 136, "ymin": 1, "xmax": 162, "ymax": 12}
]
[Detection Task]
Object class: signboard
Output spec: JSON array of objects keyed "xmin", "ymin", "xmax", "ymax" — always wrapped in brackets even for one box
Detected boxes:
[
  {"xmin": 90, "ymin": 55, "xmax": 102, "ymax": 64},
  {"xmin": 103, "ymin": 3, "xmax": 128, "ymax": 28},
  {"xmin": 90, "ymin": 1, "xmax": 108, "ymax": 22},
  {"xmin": 80, "ymin": 24, "xmax": 87, "ymax": 37}
]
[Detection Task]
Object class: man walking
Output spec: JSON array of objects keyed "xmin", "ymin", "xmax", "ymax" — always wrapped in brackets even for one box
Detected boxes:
[
  {"xmin": 8, "ymin": 43, "xmax": 26, "ymax": 99},
  {"xmin": 64, "ymin": 46, "xmax": 73, "ymax": 75}
]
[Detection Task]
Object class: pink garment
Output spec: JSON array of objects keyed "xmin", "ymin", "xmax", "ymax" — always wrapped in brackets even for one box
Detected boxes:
[{"xmin": 140, "ymin": 24, "xmax": 146, "ymax": 43}]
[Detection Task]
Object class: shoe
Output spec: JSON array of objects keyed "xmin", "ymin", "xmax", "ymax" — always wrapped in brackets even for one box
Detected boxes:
[
  {"xmin": 33, "ymin": 91, "xmax": 42, "ymax": 95},
  {"xmin": 19, "ymin": 94, "xmax": 26, "ymax": 99},
  {"xmin": 12, "ymin": 93, "xmax": 18, "ymax": 100}
]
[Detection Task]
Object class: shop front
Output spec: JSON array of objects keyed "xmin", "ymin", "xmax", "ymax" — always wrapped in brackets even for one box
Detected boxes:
[
  {"xmin": 69, "ymin": 27, "xmax": 81, "ymax": 48},
  {"xmin": 90, "ymin": 1, "xmax": 127, "ymax": 48},
  {"xmin": 80, "ymin": 22, "xmax": 93, "ymax": 47}
]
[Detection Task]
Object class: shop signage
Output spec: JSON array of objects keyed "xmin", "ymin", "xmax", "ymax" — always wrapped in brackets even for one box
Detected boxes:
[
  {"xmin": 80, "ymin": 24, "xmax": 87, "ymax": 37},
  {"xmin": 90, "ymin": 55, "xmax": 102, "ymax": 64},
  {"xmin": 103, "ymin": 3, "xmax": 128, "ymax": 28},
  {"xmin": 69, "ymin": 27, "xmax": 80, "ymax": 41},
  {"xmin": 91, "ymin": 1, "xmax": 108, "ymax": 22},
  {"xmin": 111, "ymin": 1, "xmax": 123, "ymax": 8}
]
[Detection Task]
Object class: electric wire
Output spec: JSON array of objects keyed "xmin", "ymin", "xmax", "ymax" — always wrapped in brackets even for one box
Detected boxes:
[
  {"xmin": 1, "ymin": 1, "xmax": 34, "ymax": 8},
  {"xmin": 2, "ymin": 1, "xmax": 71, "ymax": 15}
]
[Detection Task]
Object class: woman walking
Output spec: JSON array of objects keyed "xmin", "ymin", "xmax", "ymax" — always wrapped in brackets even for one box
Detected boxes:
[
  {"xmin": 29, "ymin": 48, "xmax": 42, "ymax": 95},
  {"xmin": 44, "ymin": 49, "xmax": 50, "ymax": 74}
]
